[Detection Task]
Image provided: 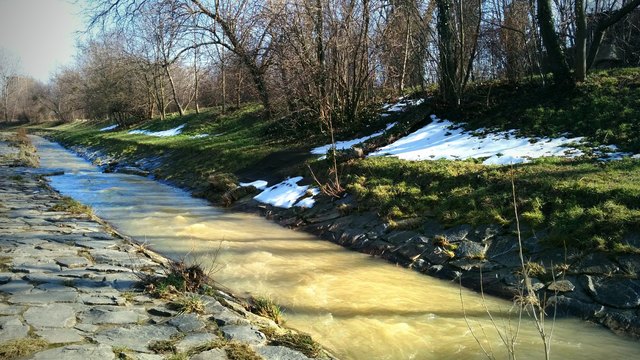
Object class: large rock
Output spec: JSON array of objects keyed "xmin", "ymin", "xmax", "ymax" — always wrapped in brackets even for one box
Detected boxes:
[
  {"xmin": 455, "ymin": 240, "xmax": 488, "ymax": 259},
  {"xmin": 581, "ymin": 276, "xmax": 640, "ymax": 309},
  {"xmin": 191, "ymin": 348, "xmax": 228, "ymax": 360},
  {"xmin": 256, "ymin": 345, "xmax": 312, "ymax": 360},
  {"xmin": 24, "ymin": 304, "xmax": 77, "ymax": 329},
  {"xmin": 79, "ymin": 306, "xmax": 147, "ymax": 325},
  {"xmin": 220, "ymin": 325, "xmax": 267, "ymax": 346},
  {"xmin": 175, "ymin": 333, "xmax": 219, "ymax": 353},
  {"xmin": 92, "ymin": 325, "xmax": 179, "ymax": 353},
  {"xmin": 0, "ymin": 316, "xmax": 30, "ymax": 342},
  {"xmin": 168, "ymin": 313, "xmax": 206, "ymax": 332},
  {"xmin": 30, "ymin": 344, "xmax": 115, "ymax": 360},
  {"xmin": 35, "ymin": 328, "xmax": 85, "ymax": 344}
]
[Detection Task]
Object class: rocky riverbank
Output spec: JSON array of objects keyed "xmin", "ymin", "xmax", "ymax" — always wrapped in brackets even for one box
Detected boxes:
[
  {"xmin": 49, "ymin": 135, "xmax": 640, "ymax": 340},
  {"xmin": 0, "ymin": 134, "xmax": 333, "ymax": 360}
]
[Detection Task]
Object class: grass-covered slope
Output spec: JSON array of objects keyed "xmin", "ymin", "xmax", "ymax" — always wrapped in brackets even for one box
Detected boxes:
[
  {"xmin": 41, "ymin": 105, "xmax": 314, "ymax": 187},
  {"xmin": 38, "ymin": 68, "xmax": 640, "ymax": 253},
  {"xmin": 343, "ymin": 68, "xmax": 640, "ymax": 252}
]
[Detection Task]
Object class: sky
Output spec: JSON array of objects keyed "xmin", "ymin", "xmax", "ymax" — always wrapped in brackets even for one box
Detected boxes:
[{"xmin": 0, "ymin": 0, "xmax": 85, "ymax": 82}]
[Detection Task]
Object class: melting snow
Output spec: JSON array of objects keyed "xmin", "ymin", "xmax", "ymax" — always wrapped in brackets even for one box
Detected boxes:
[
  {"xmin": 311, "ymin": 122, "xmax": 398, "ymax": 155},
  {"xmin": 369, "ymin": 115, "xmax": 586, "ymax": 165},
  {"xmin": 190, "ymin": 134, "xmax": 209, "ymax": 139},
  {"xmin": 239, "ymin": 180, "xmax": 269, "ymax": 190},
  {"xmin": 100, "ymin": 124, "xmax": 118, "ymax": 131},
  {"xmin": 253, "ymin": 176, "xmax": 318, "ymax": 208},
  {"xmin": 128, "ymin": 124, "xmax": 186, "ymax": 137}
]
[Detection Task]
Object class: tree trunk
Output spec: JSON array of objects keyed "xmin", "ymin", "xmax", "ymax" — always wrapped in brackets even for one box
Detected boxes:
[
  {"xmin": 436, "ymin": 0, "xmax": 458, "ymax": 105},
  {"xmin": 574, "ymin": 0, "xmax": 587, "ymax": 82},
  {"xmin": 586, "ymin": 0, "xmax": 640, "ymax": 71},
  {"xmin": 537, "ymin": 0, "xmax": 572, "ymax": 85},
  {"xmin": 164, "ymin": 65, "xmax": 184, "ymax": 116}
]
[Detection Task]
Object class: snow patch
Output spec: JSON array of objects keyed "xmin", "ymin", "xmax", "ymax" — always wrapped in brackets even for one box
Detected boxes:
[
  {"xmin": 128, "ymin": 124, "xmax": 186, "ymax": 137},
  {"xmin": 253, "ymin": 176, "xmax": 318, "ymax": 208},
  {"xmin": 369, "ymin": 116, "xmax": 587, "ymax": 165},
  {"xmin": 190, "ymin": 134, "xmax": 209, "ymax": 139},
  {"xmin": 239, "ymin": 180, "xmax": 268, "ymax": 190},
  {"xmin": 100, "ymin": 124, "xmax": 118, "ymax": 131},
  {"xmin": 311, "ymin": 122, "xmax": 398, "ymax": 155}
]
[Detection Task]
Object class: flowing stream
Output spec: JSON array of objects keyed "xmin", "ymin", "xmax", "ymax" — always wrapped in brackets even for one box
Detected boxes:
[{"xmin": 32, "ymin": 136, "xmax": 640, "ymax": 359}]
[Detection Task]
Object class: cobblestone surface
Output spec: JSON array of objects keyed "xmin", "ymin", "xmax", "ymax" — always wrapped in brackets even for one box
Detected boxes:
[{"xmin": 0, "ymin": 135, "xmax": 314, "ymax": 360}]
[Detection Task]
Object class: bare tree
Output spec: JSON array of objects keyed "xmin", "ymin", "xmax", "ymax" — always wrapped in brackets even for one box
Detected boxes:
[{"xmin": 0, "ymin": 49, "xmax": 20, "ymax": 122}]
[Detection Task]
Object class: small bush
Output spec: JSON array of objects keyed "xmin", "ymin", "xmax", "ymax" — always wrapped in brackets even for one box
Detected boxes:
[
  {"xmin": 49, "ymin": 196, "xmax": 93, "ymax": 216},
  {"xmin": 269, "ymin": 332, "xmax": 323, "ymax": 358},
  {"xmin": 172, "ymin": 294, "xmax": 206, "ymax": 314},
  {"xmin": 250, "ymin": 296, "xmax": 284, "ymax": 325}
]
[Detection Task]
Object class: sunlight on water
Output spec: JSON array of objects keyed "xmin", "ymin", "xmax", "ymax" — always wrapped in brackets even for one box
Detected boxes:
[{"xmin": 33, "ymin": 136, "xmax": 640, "ymax": 360}]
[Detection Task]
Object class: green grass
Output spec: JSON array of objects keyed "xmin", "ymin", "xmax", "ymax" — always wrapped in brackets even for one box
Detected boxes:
[
  {"xmin": 344, "ymin": 156, "xmax": 640, "ymax": 250},
  {"xmin": 49, "ymin": 196, "xmax": 93, "ymax": 216},
  {"xmin": 250, "ymin": 296, "xmax": 284, "ymax": 325},
  {"xmin": 37, "ymin": 106, "xmax": 307, "ymax": 189}
]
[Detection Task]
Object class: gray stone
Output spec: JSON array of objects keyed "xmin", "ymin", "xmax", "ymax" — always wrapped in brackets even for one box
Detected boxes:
[
  {"xmin": 147, "ymin": 306, "xmax": 178, "ymax": 317},
  {"xmin": 455, "ymin": 240, "xmax": 488, "ymax": 259},
  {"xmin": 547, "ymin": 280, "xmax": 575, "ymax": 292},
  {"xmin": 24, "ymin": 304, "xmax": 77, "ymax": 328},
  {"xmin": 9, "ymin": 289, "xmax": 78, "ymax": 304},
  {"xmin": 256, "ymin": 345, "xmax": 312, "ymax": 360},
  {"xmin": 211, "ymin": 307, "xmax": 250, "ymax": 326},
  {"xmin": 79, "ymin": 294, "xmax": 124, "ymax": 305},
  {"xmin": 0, "ymin": 272, "xmax": 14, "ymax": 284},
  {"xmin": 0, "ymin": 316, "xmax": 29, "ymax": 342},
  {"xmin": 0, "ymin": 280, "xmax": 34, "ymax": 294},
  {"xmin": 575, "ymin": 253, "xmax": 620, "ymax": 275},
  {"xmin": 582, "ymin": 276, "xmax": 640, "ymax": 309},
  {"xmin": 191, "ymin": 348, "xmax": 228, "ymax": 360},
  {"xmin": 55, "ymin": 256, "xmax": 92, "ymax": 268},
  {"xmin": 86, "ymin": 264, "xmax": 133, "ymax": 273},
  {"xmin": 168, "ymin": 313, "xmax": 205, "ymax": 332},
  {"xmin": 12, "ymin": 259, "xmax": 61, "ymax": 273},
  {"xmin": 30, "ymin": 343, "xmax": 115, "ymax": 360},
  {"xmin": 442, "ymin": 224, "xmax": 473, "ymax": 242},
  {"xmin": 93, "ymin": 325, "xmax": 179, "ymax": 353},
  {"xmin": 75, "ymin": 240, "xmax": 118, "ymax": 250},
  {"xmin": 175, "ymin": 332, "xmax": 218, "ymax": 353},
  {"xmin": 0, "ymin": 303, "xmax": 25, "ymax": 315},
  {"xmin": 79, "ymin": 306, "xmax": 147, "ymax": 325},
  {"xmin": 385, "ymin": 231, "xmax": 420, "ymax": 246},
  {"xmin": 74, "ymin": 323, "xmax": 100, "ymax": 333},
  {"xmin": 220, "ymin": 325, "xmax": 267, "ymax": 346},
  {"xmin": 36, "ymin": 328, "xmax": 85, "ymax": 344}
]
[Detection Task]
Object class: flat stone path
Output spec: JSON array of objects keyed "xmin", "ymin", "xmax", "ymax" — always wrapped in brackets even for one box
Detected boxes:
[{"xmin": 0, "ymin": 135, "xmax": 314, "ymax": 360}]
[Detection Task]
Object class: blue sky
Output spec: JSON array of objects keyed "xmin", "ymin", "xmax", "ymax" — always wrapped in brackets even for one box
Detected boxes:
[{"xmin": 0, "ymin": 0, "xmax": 85, "ymax": 82}]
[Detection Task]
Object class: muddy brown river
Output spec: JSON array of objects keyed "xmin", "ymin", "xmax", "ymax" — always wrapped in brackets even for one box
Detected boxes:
[{"xmin": 33, "ymin": 136, "xmax": 640, "ymax": 359}]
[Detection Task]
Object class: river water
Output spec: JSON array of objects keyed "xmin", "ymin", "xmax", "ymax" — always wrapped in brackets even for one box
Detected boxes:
[{"xmin": 32, "ymin": 136, "xmax": 640, "ymax": 359}]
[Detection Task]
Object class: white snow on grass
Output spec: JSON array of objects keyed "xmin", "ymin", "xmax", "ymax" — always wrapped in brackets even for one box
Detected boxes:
[
  {"xmin": 253, "ymin": 176, "xmax": 318, "ymax": 208},
  {"xmin": 369, "ymin": 115, "xmax": 586, "ymax": 165},
  {"xmin": 311, "ymin": 122, "xmax": 399, "ymax": 155},
  {"xmin": 128, "ymin": 124, "xmax": 186, "ymax": 137},
  {"xmin": 100, "ymin": 124, "xmax": 118, "ymax": 131},
  {"xmin": 190, "ymin": 134, "xmax": 209, "ymax": 139},
  {"xmin": 239, "ymin": 180, "xmax": 268, "ymax": 190}
]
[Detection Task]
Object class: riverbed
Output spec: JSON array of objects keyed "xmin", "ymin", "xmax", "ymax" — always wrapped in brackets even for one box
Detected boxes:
[{"xmin": 32, "ymin": 136, "xmax": 640, "ymax": 359}]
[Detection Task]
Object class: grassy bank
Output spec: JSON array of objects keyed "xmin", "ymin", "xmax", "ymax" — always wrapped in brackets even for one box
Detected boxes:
[{"xmin": 34, "ymin": 68, "xmax": 640, "ymax": 253}]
